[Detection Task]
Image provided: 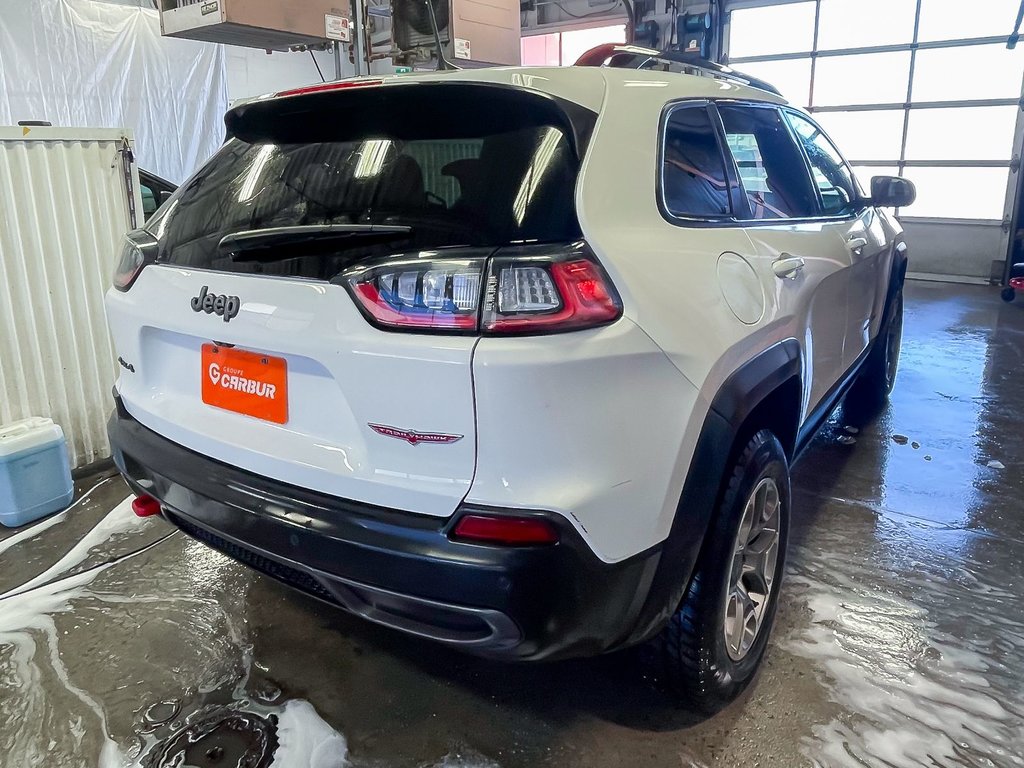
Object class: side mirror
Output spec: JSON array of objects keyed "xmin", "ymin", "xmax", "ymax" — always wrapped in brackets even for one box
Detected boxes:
[
  {"xmin": 870, "ymin": 175, "xmax": 916, "ymax": 208},
  {"xmin": 158, "ymin": 190, "xmax": 174, "ymax": 206}
]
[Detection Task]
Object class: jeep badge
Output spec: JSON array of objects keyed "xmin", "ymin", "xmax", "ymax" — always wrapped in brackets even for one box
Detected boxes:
[{"xmin": 190, "ymin": 286, "xmax": 240, "ymax": 322}]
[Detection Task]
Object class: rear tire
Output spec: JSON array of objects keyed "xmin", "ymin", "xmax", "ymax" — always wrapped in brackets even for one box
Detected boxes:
[
  {"xmin": 641, "ymin": 430, "xmax": 790, "ymax": 714},
  {"xmin": 1002, "ymin": 287, "xmax": 1016, "ymax": 303},
  {"xmin": 848, "ymin": 284, "xmax": 903, "ymax": 410}
]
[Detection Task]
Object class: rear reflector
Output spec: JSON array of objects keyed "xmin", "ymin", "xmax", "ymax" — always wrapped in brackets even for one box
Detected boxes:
[
  {"xmin": 131, "ymin": 494, "xmax": 162, "ymax": 517},
  {"xmin": 451, "ymin": 514, "xmax": 560, "ymax": 546}
]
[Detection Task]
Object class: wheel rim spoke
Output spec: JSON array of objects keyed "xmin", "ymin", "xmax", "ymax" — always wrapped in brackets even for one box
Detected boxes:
[{"xmin": 723, "ymin": 476, "xmax": 782, "ymax": 662}]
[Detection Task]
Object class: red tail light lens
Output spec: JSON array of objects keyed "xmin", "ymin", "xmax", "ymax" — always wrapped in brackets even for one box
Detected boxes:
[
  {"xmin": 113, "ymin": 231, "xmax": 158, "ymax": 292},
  {"xmin": 342, "ymin": 242, "xmax": 621, "ymax": 335},
  {"xmin": 482, "ymin": 256, "xmax": 621, "ymax": 333},
  {"xmin": 451, "ymin": 514, "xmax": 560, "ymax": 546},
  {"xmin": 344, "ymin": 256, "xmax": 486, "ymax": 332}
]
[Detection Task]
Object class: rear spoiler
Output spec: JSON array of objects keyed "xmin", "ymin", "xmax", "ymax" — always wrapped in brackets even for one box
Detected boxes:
[{"xmin": 223, "ymin": 80, "xmax": 598, "ymax": 159}]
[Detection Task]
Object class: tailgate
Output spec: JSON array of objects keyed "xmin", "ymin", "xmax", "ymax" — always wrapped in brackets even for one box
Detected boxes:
[
  {"xmin": 106, "ymin": 266, "xmax": 477, "ymax": 516},
  {"xmin": 104, "ymin": 79, "xmax": 598, "ymax": 517}
]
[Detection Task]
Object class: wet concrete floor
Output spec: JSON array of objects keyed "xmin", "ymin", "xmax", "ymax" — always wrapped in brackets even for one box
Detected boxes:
[{"xmin": 2, "ymin": 280, "xmax": 1023, "ymax": 767}]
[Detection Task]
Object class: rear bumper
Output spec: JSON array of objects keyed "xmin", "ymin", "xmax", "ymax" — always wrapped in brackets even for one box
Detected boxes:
[{"xmin": 108, "ymin": 396, "xmax": 662, "ymax": 660}]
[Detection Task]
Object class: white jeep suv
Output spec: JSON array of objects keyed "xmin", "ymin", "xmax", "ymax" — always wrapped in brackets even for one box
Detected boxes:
[{"xmin": 106, "ymin": 50, "xmax": 914, "ymax": 713}]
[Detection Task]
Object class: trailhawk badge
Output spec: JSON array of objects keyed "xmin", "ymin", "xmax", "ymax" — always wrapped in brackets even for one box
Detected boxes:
[{"xmin": 368, "ymin": 423, "xmax": 463, "ymax": 446}]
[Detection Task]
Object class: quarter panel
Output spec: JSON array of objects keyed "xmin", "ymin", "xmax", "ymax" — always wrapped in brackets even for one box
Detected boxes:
[
  {"xmin": 575, "ymin": 80, "xmax": 810, "ymax": 425},
  {"xmin": 468, "ymin": 319, "xmax": 701, "ymax": 564},
  {"xmin": 575, "ymin": 81, "xmax": 785, "ymax": 392}
]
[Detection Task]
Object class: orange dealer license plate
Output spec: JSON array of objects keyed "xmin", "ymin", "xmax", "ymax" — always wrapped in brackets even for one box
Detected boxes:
[{"xmin": 201, "ymin": 344, "xmax": 288, "ymax": 424}]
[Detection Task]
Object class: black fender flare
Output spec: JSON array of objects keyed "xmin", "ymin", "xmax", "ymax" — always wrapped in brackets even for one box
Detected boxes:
[
  {"xmin": 621, "ymin": 339, "xmax": 802, "ymax": 647},
  {"xmin": 879, "ymin": 240, "xmax": 909, "ymax": 332}
]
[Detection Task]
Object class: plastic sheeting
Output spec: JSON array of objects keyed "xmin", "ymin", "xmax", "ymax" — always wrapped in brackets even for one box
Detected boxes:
[{"xmin": 0, "ymin": 0, "xmax": 227, "ymax": 184}]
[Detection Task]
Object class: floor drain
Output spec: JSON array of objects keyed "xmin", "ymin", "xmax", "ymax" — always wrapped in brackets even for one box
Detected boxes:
[
  {"xmin": 143, "ymin": 710, "xmax": 278, "ymax": 768},
  {"xmin": 142, "ymin": 700, "xmax": 181, "ymax": 730}
]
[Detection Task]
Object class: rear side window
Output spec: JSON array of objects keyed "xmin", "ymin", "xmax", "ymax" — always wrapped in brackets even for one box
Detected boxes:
[
  {"xmin": 660, "ymin": 104, "xmax": 733, "ymax": 219},
  {"xmin": 147, "ymin": 86, "xmax": 589, "ymax": 280},
  {"xmin": 785, "ymin": 111, "xmax": 859, "ymax": 216},
  {"xmin": 718, "ymin": 105, "xmax": 818, "ymax": 220},
  {"xmin": 140, "ymin": 179, "xmax": 157, "ymax": 220}
]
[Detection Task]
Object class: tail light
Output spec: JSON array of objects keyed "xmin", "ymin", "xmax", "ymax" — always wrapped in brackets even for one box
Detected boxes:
[
  {"xmin": 342, "ymin": 242, "xmax": 621, "ymax": 335},
  {"xmin": 344, "ymin": 256, "xmax": 486, "ymax": 331},
  {"xmin": 113, "ymin": 231, "xmax": 158, "ymax": 292}
]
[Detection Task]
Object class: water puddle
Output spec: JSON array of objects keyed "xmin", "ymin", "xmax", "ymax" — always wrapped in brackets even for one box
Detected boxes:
[
  {"xmin": 0, "ymin": 475, "xmax": 115, "ymax": 559},
  {"xmin": 0, "ymin": 496, "xmax": 498, "ymax": 768},
  {"xmin": 784, "ymin": 520, "xmax": 1024, "ymax": 767}
]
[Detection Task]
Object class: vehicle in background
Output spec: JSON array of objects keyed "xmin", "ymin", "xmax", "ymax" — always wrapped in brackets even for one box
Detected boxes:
[{"xmin": 139, "ymin": 169, "xmax": 176, "ymax": 221}]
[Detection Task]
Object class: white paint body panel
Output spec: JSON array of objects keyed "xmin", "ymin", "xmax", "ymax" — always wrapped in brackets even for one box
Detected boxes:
[
  {"xmin": 105, "ymin": 67, "xmax": 900, "ymax": 563},
  {"xmin": 1, "ymin": 127, "xmax": 140, "ymax": 467},
  {"xmin": 106, "ymin": 266, "xmax": 477, "ymax": 516},
  {"xmin": 468, "ymin": 319, "xmax": 698, "ymax": 563}
]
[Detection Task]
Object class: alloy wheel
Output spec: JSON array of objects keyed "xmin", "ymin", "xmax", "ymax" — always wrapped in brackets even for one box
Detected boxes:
[{"xmin": 723, "ymin": 477, "xmax": 781, "ymax": 662}]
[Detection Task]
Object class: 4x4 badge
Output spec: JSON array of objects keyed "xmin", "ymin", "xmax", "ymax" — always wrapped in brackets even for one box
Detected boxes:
[
  {"xmin": 191, "ymin": 286, "xmax": 240, "ymax": 322},
  {"xmin": 368, "ymin": 423, "xmax": 463, "ymax": 445}
]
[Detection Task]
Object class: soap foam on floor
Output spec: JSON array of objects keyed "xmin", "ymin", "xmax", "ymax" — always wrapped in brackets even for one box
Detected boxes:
[
  {"xmin": 0, "ymin": 497, "xmax": 156, "ymax": 766},
  {"xmin": 0, "ymin": 494, "xmax": 151, "ymax": 599},
  {"xmin": 271, "ymin": 699, "xmax": 349, "ymax": 768},
  {"xmin": 0, "ymin": 495, "xmax": 500, "ymax": 767}
]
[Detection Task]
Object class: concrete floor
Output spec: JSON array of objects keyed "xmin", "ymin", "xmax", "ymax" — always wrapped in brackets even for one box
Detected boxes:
[{"xmin": 2, "ymin": 280, "xmax": 1023, "ymax": 767}]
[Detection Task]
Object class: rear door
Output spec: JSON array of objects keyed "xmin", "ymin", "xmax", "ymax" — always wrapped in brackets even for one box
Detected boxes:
[
  {"xmin": 784, "ymin": 109, "xmax": 886, "ymax": 369},
  {"xmin": 716, "ymin": 102, "xmax": 854, "ymax": 415},
  {"xmin": 106, "ymin": 82, "xmax": 592, "ymax": 517}
]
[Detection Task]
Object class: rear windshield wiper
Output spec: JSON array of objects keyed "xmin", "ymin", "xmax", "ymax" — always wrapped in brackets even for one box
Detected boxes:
[{"xmin": 220, "ymin": 224, "xmax": 413, "ymax": 262}]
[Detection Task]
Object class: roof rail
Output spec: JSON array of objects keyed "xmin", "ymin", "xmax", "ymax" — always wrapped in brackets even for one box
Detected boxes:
[{"xmin": 574, "ymin": 44, "xmax": 783, "ymax": 98}]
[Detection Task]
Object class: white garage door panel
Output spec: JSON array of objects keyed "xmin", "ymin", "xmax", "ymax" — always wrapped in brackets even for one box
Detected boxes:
[{"xmin": 901, "ymin": 220, "xmax": 1005, "ymax": 281}]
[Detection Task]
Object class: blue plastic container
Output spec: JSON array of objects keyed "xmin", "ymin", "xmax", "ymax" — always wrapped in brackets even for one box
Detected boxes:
[{"xmin": 0, "ymin": 417, "xmax": 75, "ymax": 528}]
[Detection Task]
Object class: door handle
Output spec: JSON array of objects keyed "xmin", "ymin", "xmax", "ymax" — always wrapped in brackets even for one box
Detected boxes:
[
  {"xmin": 773, "ymin": 256, "xmax": 805, "ymax": 280},
  {"xmin": 846, "ymin": 236, "xmax": 868, "ymax": 253}
]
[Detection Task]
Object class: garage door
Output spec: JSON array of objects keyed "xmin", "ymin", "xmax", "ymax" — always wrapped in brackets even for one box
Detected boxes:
[{"xmin": 724, "ymin": 0, "xmax": 1024, "ymax": 280}]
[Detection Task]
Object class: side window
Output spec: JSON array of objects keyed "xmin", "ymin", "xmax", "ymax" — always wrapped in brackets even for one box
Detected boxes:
[
  {"xmin": 717, "ymin": 105, "xmax": 818, "ymax": 220},
  {"xmin": 660, "ymin": 104, "xmax": 733, "ymax": 219},
  {"xmin": 140, "ymin": 179, "xmax": 158, "ymax": 220},
  {"xmin": 785, "ymin": 111, "xmax": 858, "ymax": 217}
]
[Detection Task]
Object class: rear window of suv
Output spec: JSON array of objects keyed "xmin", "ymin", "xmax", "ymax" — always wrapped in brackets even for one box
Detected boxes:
[{"xmin": 147, "ymin": 84, "xmax": 592, "ymax": 280}]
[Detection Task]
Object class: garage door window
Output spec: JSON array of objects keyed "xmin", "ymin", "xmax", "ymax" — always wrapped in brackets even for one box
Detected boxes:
[
  {"xmin": 718, "ymin": 105, "xmax": 817, "ymax": 220},
  {"xmin": 726, "ymin": 0, "xmax": 1024, "ymax": 221},
  {"xmin": 660, "ymin": 104, "xmax": 733, "ymax": 220}
]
